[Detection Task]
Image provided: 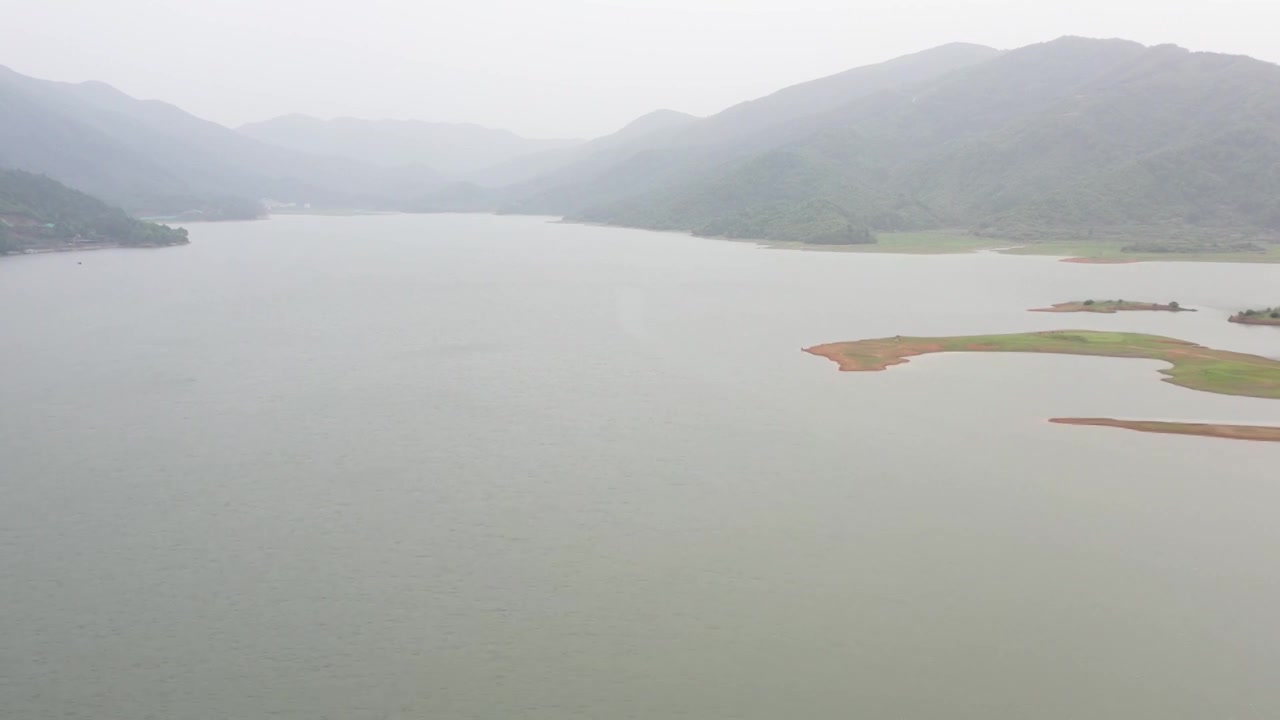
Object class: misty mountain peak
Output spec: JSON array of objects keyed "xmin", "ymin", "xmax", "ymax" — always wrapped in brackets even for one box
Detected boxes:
[{"xmin": 236, "ymin": 115, "xmax": 582, "ymax": 175}]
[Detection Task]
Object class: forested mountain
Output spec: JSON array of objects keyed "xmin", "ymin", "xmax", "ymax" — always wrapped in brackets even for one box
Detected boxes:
[
  {"xmin": 0, "ymin": 168, "xmax": 187, "ymax": 253},
  {"xmin": 580, "ymin": 38, "xmax": 1280, "ymax": 244},
  {"xmin": 0, "ymin": 66, "xmax": 445, "ymax": 218},
  {"xmin": 237, "ymin": 115, "xmax": 581, "ymax": 177},
  {"xmin": 414, "ymin": 37, "xmax": 1280, "ymax": 247}
]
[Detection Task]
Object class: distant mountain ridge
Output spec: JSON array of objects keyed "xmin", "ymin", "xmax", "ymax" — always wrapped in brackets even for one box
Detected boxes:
[
  {"xmin": 0, "ymin": 65, "xmax": 446, "ymax": 217},
  {"xmin": 610, "ymin": 37, "xmax": 1280, "ymax": 245},
  {"xmin": 237, "ymin": 115, "xmax": 582, "ymax": 176},
  {"xmin": 420, "ymin": 37, "xmax": 1280, "ymax": 247}
]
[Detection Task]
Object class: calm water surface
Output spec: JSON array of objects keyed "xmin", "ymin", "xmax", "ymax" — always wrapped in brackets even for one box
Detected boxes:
[{"xmin": 2, "ymin": 214, "xmax": 1279, "ymax": 719}]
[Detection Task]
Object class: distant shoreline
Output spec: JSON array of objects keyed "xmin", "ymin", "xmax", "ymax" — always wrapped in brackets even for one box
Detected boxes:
[
  {"xmin": 268, "ymin": 209, "xmax": 400, "ymax": 218},
  {"xmin": 546, "ymin": 216, "xmax": 1280, "ymax": 264},
  {"xmin": 1, "ymin": 239, "xmax": 189, "ymax": 259}
]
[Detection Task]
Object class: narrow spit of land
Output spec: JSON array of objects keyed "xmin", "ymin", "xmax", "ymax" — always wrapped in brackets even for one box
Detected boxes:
[
  {"xmin": 1030, "ymin": 300, "xmax": 1193, "ymax": 314},
  {"xmin": 1050, "ymin": 418, "xmax": 1280, "ymax": 442},
  {"xmin": 804, "ymin": 331, "xmax": 1280, "ymax": 442}
]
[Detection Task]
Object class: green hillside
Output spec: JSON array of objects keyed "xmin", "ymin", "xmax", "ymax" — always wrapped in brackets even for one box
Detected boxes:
[
  {"xmin": 0, "ymin": 169, "xmax": 187, "ymax": 253},
  {"xmin": 569, "ymin": 39, "xmax": 1280, "ymax": 248}
]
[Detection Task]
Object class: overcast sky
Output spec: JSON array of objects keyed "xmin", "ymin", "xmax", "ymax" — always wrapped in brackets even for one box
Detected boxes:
[{"xmin": 3, "ymin": 0, "xmax": 1278, "ymax": 138}]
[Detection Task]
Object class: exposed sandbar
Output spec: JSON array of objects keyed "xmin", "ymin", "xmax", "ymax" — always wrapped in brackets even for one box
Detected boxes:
[
  {"xmin": 1050, "ymin": 418, "xmax": 1280, "ymax": 442},
  {"xmin": 803, "ymin": 331, "xmax": 1280, "ymax": 399}
]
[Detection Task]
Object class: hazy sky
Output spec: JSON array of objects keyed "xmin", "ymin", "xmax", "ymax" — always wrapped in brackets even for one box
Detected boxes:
[{"xmin": 3, "ymin": 0, "xmax": 1279, "ymax": 138}]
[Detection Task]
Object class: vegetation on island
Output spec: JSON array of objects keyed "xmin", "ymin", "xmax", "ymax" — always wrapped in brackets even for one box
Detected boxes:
[
  {"xmin": 1030, "ymin": 300, "xmax": 1191, "ymax": 313},
  {"xmin": 0, "ymin": 169, "xmax": 188, "ymax": 254},
  {"xmin": 804, "ymin": 330, "xmax": 1280, "ymax": 441},
  {"xmin": 1230, "ymin": 307, "xmax": 1280, "ymax": 326}
]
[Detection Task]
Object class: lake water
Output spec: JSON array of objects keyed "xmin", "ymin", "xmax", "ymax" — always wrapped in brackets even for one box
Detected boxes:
[{"xmin": 2, "ymin": 214, "xmax": 1279, "ymax": 719}]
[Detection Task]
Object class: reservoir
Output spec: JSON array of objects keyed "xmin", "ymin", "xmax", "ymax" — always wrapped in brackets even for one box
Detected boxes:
[{"xmin": 2, "ymin": 213, "xmax": 1278, "ymax": 719}]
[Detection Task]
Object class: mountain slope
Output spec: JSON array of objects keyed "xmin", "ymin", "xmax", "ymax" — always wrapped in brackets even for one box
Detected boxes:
[
  {"xmin": 606, "ymin": 109, "xmax": 699, "ymax": 141},
  {"xmin": 451, "ymin": 42, "xmax": 1000, "ymax": 213},
  {"xmin": 665, "ymin": 42, "xmax": 1004, "ymax": 150},
  {"xmin": 237, "ymin": 115, "xmax": 580, "ymax": 176},
  {"xmin": 0, "ymin": 66, "xmax": 445, "ymax": 216},
  {"xmin": 0, "ymin": 168, "xmax": 187, "ymax": 253},
  {"xmin": 580, "ymin": 38, "xmax": 1280, "ymax": 245}
]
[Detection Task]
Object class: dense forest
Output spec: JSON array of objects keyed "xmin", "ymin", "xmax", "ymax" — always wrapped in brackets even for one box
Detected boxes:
[{"xmin": 0, "ymin": 169, "xmax": 188, "ymax": 253}]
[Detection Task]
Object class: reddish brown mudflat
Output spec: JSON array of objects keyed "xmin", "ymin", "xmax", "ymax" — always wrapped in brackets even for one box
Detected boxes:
[{"xmin": 1050, "ymin": 418, "xmax": 1280, "ymax": 442}]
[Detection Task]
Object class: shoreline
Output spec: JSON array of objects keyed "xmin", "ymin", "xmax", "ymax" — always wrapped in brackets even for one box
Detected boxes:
[
  {"xmin": 1, "ymin": 240, "xmax": 189, "ymax": 259},
  {"xmin": 552, "ymin": 217, "xmax": 1013, "ymax": 255},
  {"xmin": 547, "ymin": 216, "xmax": 1280, "ymax": 264}
]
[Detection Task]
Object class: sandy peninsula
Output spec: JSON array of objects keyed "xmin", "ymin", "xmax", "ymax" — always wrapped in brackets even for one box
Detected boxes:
[{"xmin": 804, "ymin": 330, "xmax": 1280, "ymax": 442}]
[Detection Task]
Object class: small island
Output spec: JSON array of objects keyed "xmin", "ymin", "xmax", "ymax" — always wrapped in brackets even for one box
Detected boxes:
[
  {"xmin": 1030, "ymin": 299, "xmax": 1192, "ymax": 313},
  {"xmin": 1230, "ymin": 307, "xmax": 1280, "ymax": 326},
  {"xmin": 804, "ymin": 330, "xmax": 1280, "ymax": 442}
]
